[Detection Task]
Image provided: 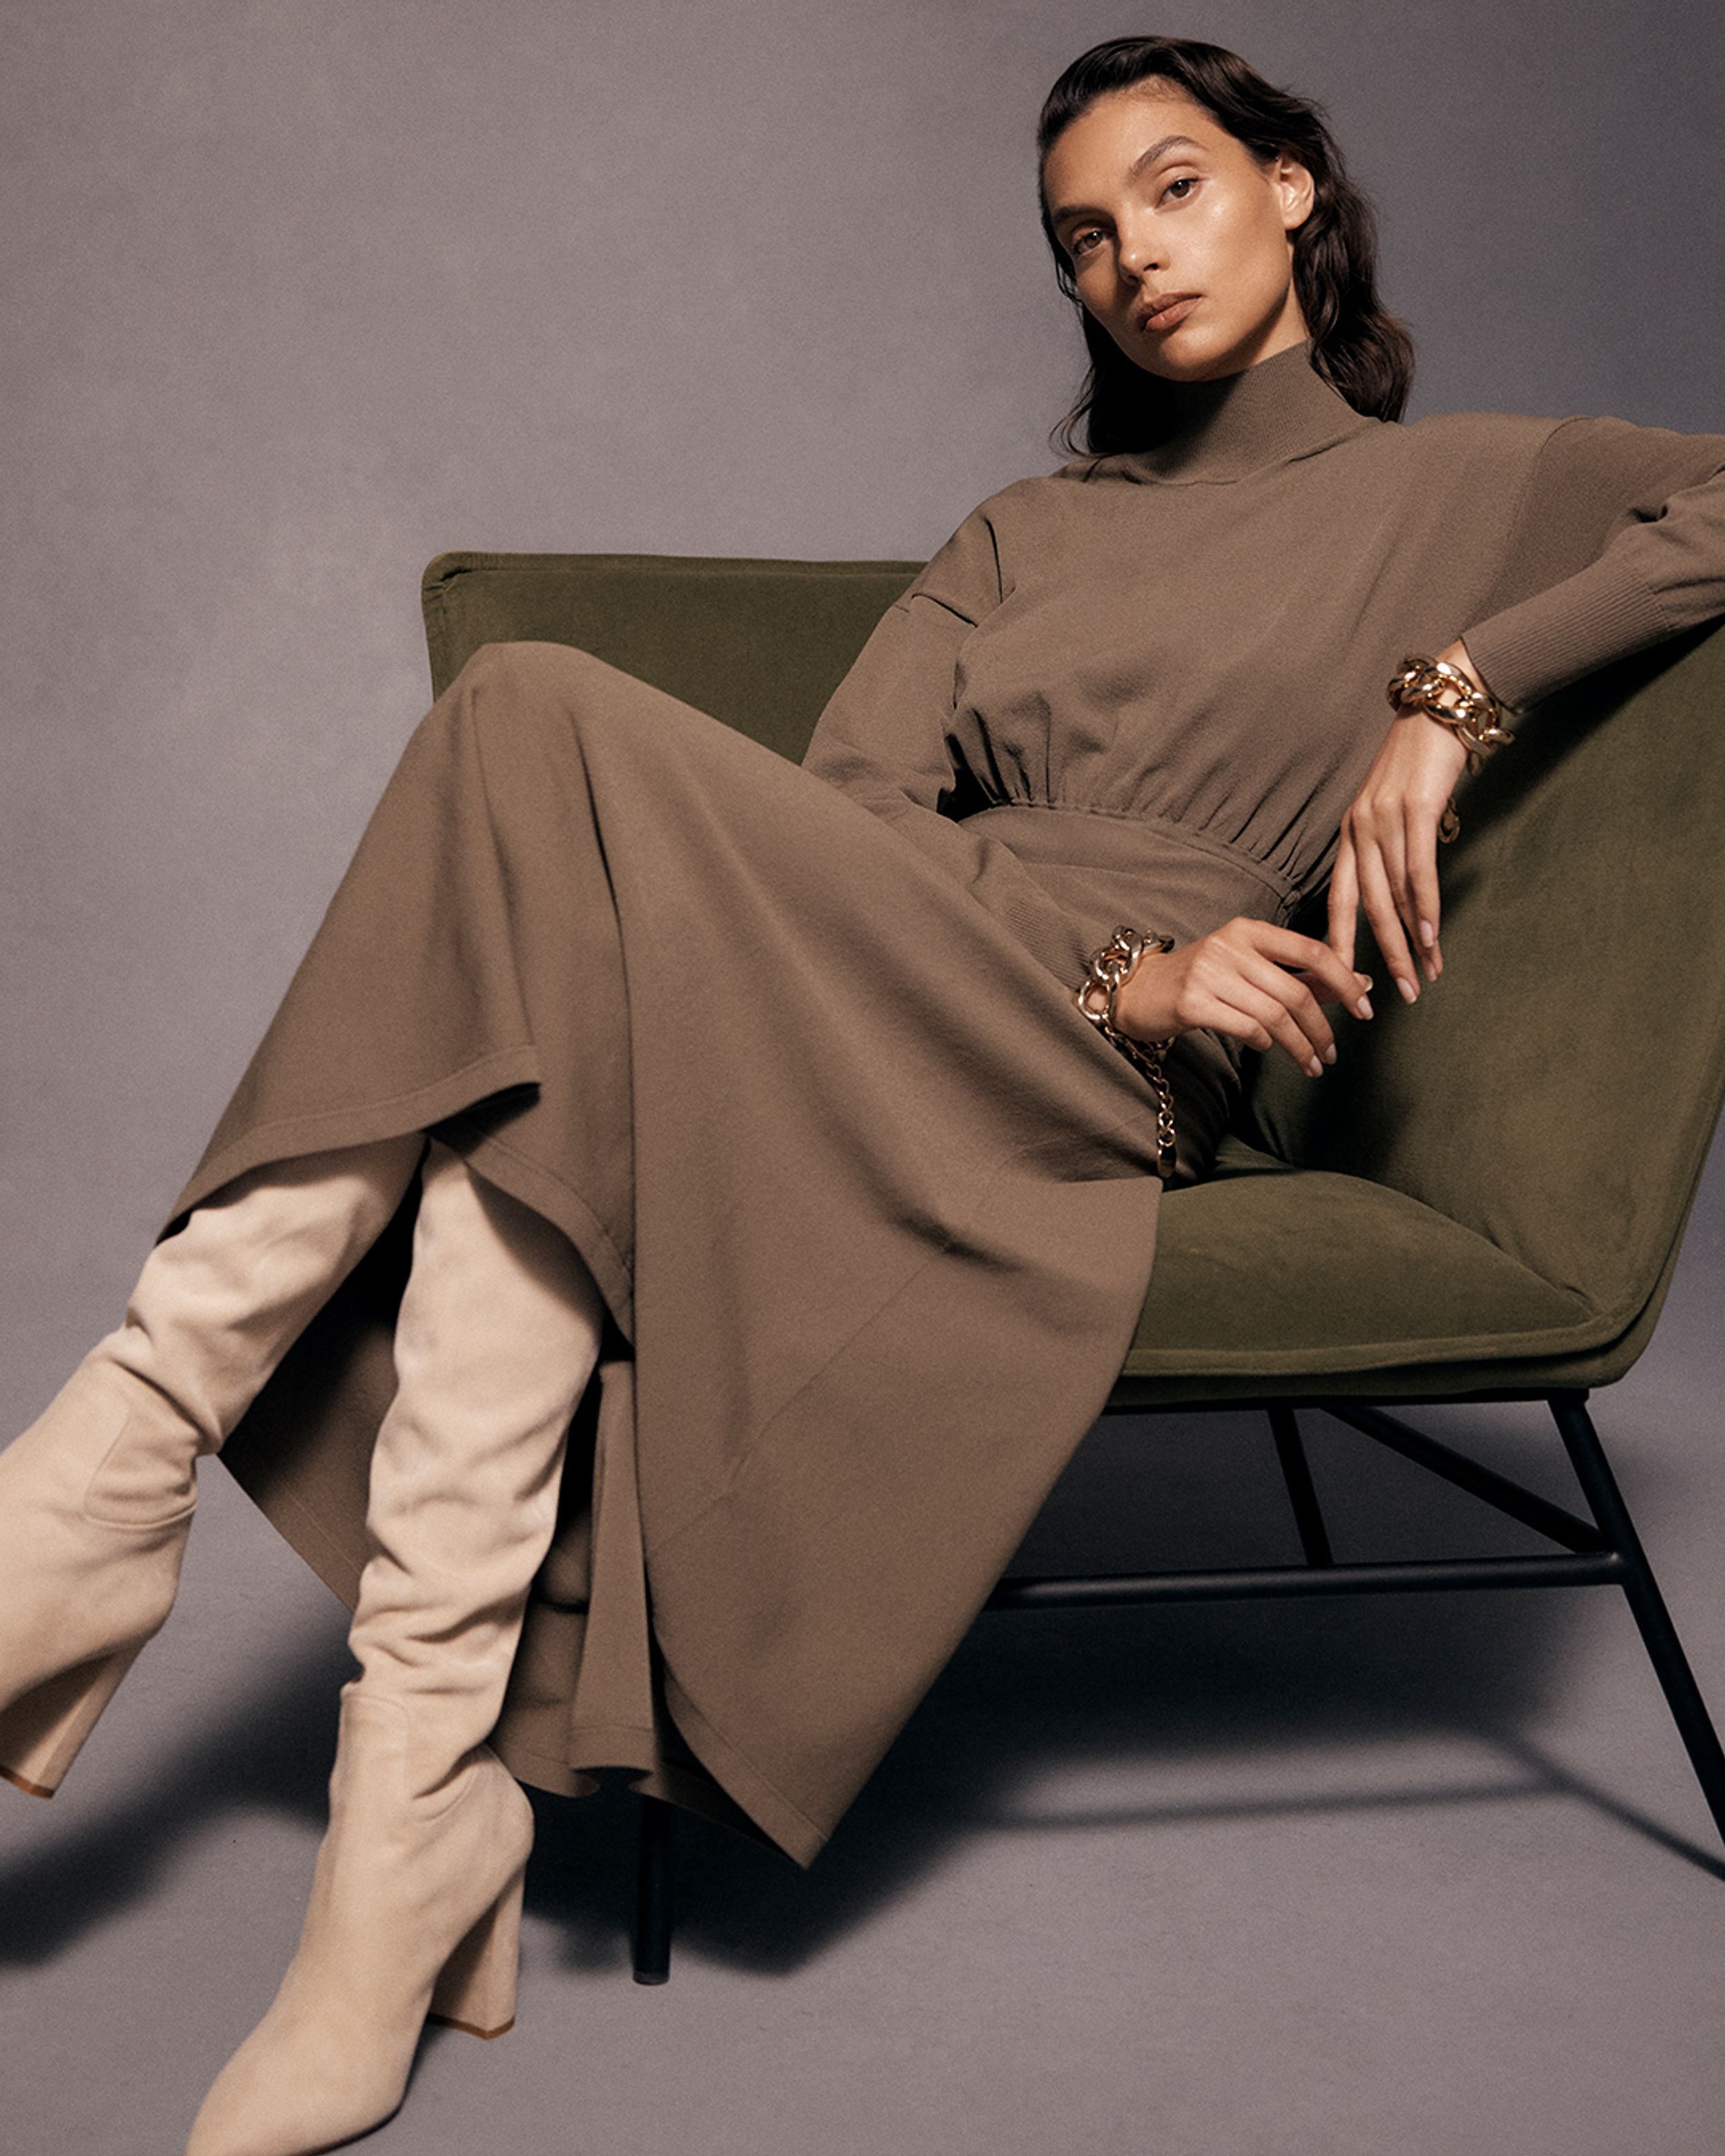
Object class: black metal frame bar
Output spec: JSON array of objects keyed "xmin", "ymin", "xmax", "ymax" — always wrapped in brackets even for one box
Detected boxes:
[{"xmin": 629, "ymin": 1386, "xmax": 1725, "ymax": 1981}]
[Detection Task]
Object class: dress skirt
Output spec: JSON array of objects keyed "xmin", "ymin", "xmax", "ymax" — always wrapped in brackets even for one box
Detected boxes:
[{"xmin": 170, "ymin": 641, "xmax": 1194, "ymax": 1865}]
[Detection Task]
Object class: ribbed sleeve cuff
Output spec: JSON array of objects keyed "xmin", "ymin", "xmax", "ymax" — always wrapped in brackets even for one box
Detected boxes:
[{"xmin": 1461, "ymin": 555, "xmax": 1676, "ymax": 716}]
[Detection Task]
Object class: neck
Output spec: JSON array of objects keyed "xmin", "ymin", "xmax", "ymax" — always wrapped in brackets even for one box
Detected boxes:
[{"xmin": 1132, "ymin": 338, "xmax": 1374, "ymax": 481}]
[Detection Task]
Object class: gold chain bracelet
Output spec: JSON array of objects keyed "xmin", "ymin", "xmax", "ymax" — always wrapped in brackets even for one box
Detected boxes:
[
  {"xmin": 1076, "ymin": 927, "xmax": 1179, "ymax": 1180},
  {"xmin": 1385, "ymin": 653, "xmax": 1515, "ymax": 844}
]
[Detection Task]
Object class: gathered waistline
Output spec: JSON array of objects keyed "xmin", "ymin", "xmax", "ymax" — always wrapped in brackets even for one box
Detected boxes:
[{"xmin": 959, "ymin": 803, "xmax": 1298, "ymax": 911}]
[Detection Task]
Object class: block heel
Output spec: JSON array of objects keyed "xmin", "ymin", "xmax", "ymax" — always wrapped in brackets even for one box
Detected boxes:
[
  {"xmin": 427, "ymin": 1866, "xmax": 526, "ymax": 2039},
  {"xmin": 0, "ymin": 1643, "xmax": 145, "ymax": 1797}
]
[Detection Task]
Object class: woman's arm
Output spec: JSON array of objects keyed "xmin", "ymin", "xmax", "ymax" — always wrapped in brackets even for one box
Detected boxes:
[
  {"xmin": 1463, "ymin": 417, "xmax": 1725, "ymax": 711},
  {"xmin": 1330, "ymin": 417, "xmax": 1725, "ymax": 1000},
  {"xmin": 802, "ymin": 505, "xmax": 1116, "ymax": 980}
]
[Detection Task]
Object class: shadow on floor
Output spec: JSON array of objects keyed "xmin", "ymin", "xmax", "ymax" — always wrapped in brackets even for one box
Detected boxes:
[
  {"xmin": 0, "ymin": 1624, "xmax": 351, "ymax": 1969},
  {"xmin": 1, "ymin": 1403, "xmax": 1715, "ymax": 1981},
  {"xmin": 525, "ymin": 1403, "xmax": 1725, "ymax": 1975}
]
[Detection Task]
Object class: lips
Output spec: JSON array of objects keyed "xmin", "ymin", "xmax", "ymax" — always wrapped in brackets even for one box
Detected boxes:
[{"xmin": 1140, "ymin": 293, "xmax": 1199, "ymax": 333}]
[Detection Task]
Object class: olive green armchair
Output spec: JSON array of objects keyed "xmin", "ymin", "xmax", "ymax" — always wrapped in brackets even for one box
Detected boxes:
[{"xmin": 422, "ymin": 548, "xmax": 1725, "ymax": 1981}]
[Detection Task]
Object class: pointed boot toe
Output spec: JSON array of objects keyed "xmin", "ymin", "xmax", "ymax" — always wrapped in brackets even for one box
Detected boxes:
[
  {"xmin": 185, "ymin": 2001, "xmax": 408, "ymax": 2156},
  {"xmin": 186, "ymin": 1703, "xmax": 532, "ymax": 2156}
]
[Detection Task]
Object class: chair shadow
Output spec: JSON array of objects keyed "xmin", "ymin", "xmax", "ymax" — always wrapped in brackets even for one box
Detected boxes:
[
  {"xmin": 2, "ymin": 1406, "xmax": 1715, "ymax": 1984},
  {"xmin": 524, "ymin": 1405, "xmax": 1725, "ymax": 1977}
]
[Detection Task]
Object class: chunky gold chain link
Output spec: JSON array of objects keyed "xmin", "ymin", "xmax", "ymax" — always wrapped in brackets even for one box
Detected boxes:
[
  {"xmin": 1385, "ymin": 653, "xmax": 1515, "ymax": 844},
  {"xmin": 1075, "ymin": 927, "xmax": 1179, "ymax": 1181}
]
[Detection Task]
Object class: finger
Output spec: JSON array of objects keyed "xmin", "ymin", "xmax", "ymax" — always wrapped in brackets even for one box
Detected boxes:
[
  {"xmin": 1403, "ymin": 800, "xmax": 1444, "ymax": 982},
  {"xmin": 1327, "ymin": 831, "xmax": 1359, "ymax": 975},
  {"xmin": 1356, "ymin": 840, "xmax": 1419, "ymax": 1002},
  {"xmin": 1237, "ymin": 952, "xmax": 1336, "ymax": 1065},
  {"xmin": 1375, "ymin": 807, "xmax": 1423, "ymax": 970},
  {"xmin": 1207, "ymin": 980, "xmax": 1332, "ymax": 1077},
  {"xmin": 1248, "ymin": 924, "xmax": 1374, "ymax": 1017},
  {"xmin": 1169, "ymin": 982, "xmax": 1300, "ymax": 1069}
]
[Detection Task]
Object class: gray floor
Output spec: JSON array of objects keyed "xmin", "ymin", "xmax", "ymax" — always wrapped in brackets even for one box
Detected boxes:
[{"xmin": 4, "ymin": 1167, "xmax": 1724, "ymax": 2155}]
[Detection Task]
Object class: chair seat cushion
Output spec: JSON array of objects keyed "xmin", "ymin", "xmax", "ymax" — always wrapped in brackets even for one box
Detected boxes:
[{"xmin": 1124, "ymin": 1138, "xmax": 1595, "ymax": 1378}]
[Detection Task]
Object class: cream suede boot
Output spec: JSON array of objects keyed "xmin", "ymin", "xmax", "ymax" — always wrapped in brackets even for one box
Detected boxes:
[
  {"xmin": 186, "ymin": 1141, "xmax": 605, "ymax": 2156},
  {"xmin": 0, "ymin": 1140, "xmax": 422, "ymax": 1798}
]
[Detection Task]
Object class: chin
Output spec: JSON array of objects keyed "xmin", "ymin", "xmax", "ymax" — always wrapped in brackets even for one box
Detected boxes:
[
  {"xmin": 1126, "ymin": 333, "xmax": 1236, "ymax": 385},
  {"xmin": 1137, "ymin": 316, "xmax": 1293, "ymax": 385}
]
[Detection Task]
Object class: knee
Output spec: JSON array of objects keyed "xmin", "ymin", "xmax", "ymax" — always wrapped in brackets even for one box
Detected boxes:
[
  {"xmin": 431, "ymin": 639, "xmax": 706, "ymax": 779},
  {"xmin": 452, "ymin": 639, "xmax": 609, "ymax": 706},
  {"xmin": 439, "ymin": 640, "xmax": 613, "ymax": 756}
]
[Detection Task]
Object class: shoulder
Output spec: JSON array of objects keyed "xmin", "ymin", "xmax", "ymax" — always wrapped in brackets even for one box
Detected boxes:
[
  {"xmin": 904, "ymin": 470, "xmax": 1098, "ymax": 620},
  {"xmin": 944, "ymin": 469, "xmax": 1093, "ymax": 524},
  {"xmin": 1398, "ymin": 407, "xmax": 1563, "ymax": 453},
  {"xmin": 1374, "ymin": 409, "xmax": 1569, "ymax": 488},
  {"xmin": 1400, "ymin": 406, "xmax": 1725, "ymax": 502}
]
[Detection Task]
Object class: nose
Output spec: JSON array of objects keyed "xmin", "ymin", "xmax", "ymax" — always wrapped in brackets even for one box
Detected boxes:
[{"xmin": 1115, "ymin": 212, "xmax": 1160, "ymax": 283}]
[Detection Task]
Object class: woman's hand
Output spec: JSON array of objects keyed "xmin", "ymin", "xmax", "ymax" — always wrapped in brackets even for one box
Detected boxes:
[
  {"xmin": 1326, "ymin": 639, "xmax": 1478, "ymax": 1002},
  {"xmin": 1114, "ymin": 918, "xmax": 1374, "ymax": 1078}
]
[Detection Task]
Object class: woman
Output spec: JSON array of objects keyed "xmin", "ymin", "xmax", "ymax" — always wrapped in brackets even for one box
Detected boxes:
[{"xmin": 5, "ymin": 31, "xmax": 1724, "ymax": 2155}]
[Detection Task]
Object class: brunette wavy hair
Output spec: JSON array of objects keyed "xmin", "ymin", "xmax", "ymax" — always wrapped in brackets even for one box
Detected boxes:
[{"xmin": 1037, "ymin": 36, "xmax": 1414, "ymax": 455}]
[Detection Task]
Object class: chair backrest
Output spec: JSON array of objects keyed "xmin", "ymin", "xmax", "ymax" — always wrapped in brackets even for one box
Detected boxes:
[
  {"xmin": 422, "ymin": 551, "xmax": 919, "ymax": 764},
  {"xmin": 422, "ymin": 551, "xmax": 1725, "ymax": 1339}
]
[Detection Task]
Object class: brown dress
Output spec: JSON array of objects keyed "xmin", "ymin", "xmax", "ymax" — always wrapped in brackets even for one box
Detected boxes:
[{"xmin": 175, "ymin": 340, "xmax": 1725, "ymax": 1864}]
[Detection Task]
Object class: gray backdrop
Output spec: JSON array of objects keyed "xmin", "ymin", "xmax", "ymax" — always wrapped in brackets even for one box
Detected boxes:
[{"xmin": 3, "ymin": 5, "xmax": 1724, "ymax": 2153}]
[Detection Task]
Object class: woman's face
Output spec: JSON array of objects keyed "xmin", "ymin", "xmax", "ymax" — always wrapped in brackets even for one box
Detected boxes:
[{"xmin": 1041, "ymin": 86, "xmax": 1315, "ymax": 384}]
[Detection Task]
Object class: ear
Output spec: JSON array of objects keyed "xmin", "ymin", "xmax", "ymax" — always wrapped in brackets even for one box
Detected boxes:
[{"xmin": 1273, "ymin": 148, "xmax": 1316, "ymax": 233}]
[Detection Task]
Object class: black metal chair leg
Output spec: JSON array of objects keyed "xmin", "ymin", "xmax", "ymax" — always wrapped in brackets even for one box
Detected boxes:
[
  {"xmin": 1549, "ymin": 1392, "xmax": 1725, "ymax": 1848},
  {"xmin": 633, "ymin": 1794, "xmax": 675, "ymax": 1984},
  {"xmin": 1268, "ymin": 1406, "xmax": 1334, "ymax": 1567}
]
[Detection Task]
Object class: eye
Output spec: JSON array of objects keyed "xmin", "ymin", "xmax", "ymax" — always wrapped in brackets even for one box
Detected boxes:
[
  {"xmin": 1067, "ymin": 225, "xmax": 1105, "ymax": 260},
  {"xmin": 1161, "ymin": 175, "xmax": 1199, "ymax": 204}
]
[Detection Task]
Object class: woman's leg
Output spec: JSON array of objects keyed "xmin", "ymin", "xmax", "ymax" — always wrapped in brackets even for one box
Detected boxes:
[
  {"xmin": 0, "ymin": 1137, "xmax": 423, "ymax": 1796},
  {"xmin": 186, "ymin": 1140, "xmax": 605, "ymax": 2156}
]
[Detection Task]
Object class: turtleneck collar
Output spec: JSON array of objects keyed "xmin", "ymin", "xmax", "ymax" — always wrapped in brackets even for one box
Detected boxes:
[{"xmin": 1128, "ymin": 337, "xmax": 1376, "ymax": 483}]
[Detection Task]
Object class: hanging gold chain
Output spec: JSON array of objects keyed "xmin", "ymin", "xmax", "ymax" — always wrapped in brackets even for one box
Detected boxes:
[{"xmin": 1075, "ymin": 927, "xmax": 1179, "ymax": 1180}]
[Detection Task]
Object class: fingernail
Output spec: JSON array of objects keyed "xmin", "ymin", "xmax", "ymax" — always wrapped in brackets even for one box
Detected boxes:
[
  {"xmin": 1355, "ymin": 971, "xmax": 1372, "ymax": 986},
  {"xmin": 1322, "ymin": 1044, "xmax": 1337, "ymax": 1065},
  {"xmin": 1355, "ymin": 996, "xmax": 1374, "ymax": 1019},
  {"xmin": 1420, "ymin": 920, "xmax": 1435, "ymax": 947},
  {"xmin": 1307, "ymin": 1056, "xmax": 1323, "ymax": 1077},
  {"xmin": 1398, "ymin": 976, "xmax": 1418, "ymax": 1004}
]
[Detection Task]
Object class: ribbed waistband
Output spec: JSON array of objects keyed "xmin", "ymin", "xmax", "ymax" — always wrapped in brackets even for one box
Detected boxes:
[{"xmin": 959, "ymin": 804, "xmax": 1297, "ymax": 912}]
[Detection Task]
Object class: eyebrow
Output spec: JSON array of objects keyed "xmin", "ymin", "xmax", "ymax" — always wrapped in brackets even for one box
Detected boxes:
[
  {"xmin": 1049, "ymin": 135, "xmax": 1205, "ymax": 230},
  {"xmin": 1128, "ymin": 132, "xmax": 1204, "ymax": 180}
]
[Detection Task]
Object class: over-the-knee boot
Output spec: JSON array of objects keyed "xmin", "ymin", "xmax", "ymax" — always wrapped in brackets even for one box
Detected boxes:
[
  {"xmin": 0, "ymin": 1138, "xmax": 423, "ymax": 1797},
  {"xmin": 186, "ymin": 1140, "xmax": 605, "ymax": 2156}
]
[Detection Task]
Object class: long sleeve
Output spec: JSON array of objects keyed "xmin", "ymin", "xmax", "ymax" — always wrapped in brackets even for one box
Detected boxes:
[
  {"xmin": 1461, "ymin": 415, "xmax": 1725, "ymax": 713},
  {"xmin": 801, "ymin": 501, "xmax": 1106, "ymax": 978}
]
